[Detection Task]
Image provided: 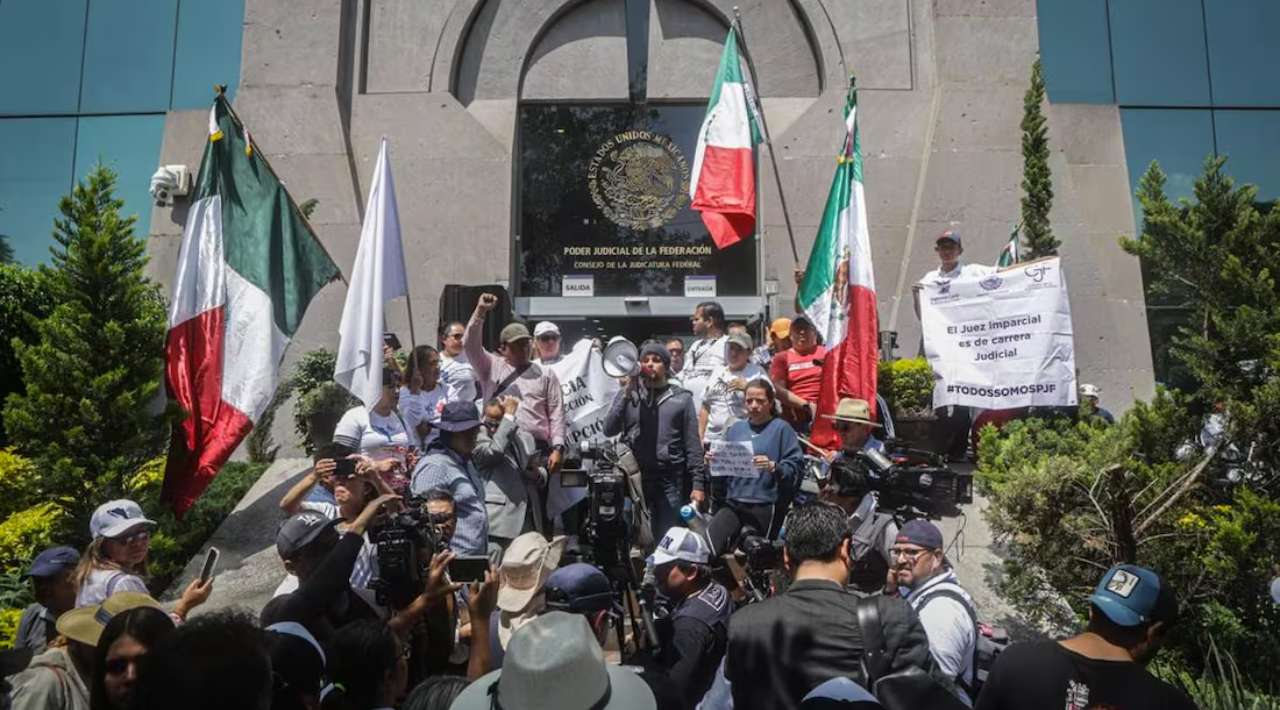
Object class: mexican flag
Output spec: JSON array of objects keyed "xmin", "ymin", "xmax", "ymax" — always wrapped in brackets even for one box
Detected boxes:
[
  {"xmin": 162, "ymin": 94, "xmax": 340, "ymax": 514},
  {"xmin": 799, "ymin": 82, "xmax": 879, "ymax": 450},
  {"xmin": 997, "ymin": 223, "xmax": 1021, "ymax": 267},
  {"xmin": 690, "ymin": 27, "xmax": 763, "ymax": 250}
]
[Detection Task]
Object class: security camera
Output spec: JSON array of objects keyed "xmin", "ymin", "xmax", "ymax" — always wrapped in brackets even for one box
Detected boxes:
[{"xmin": 149, "ymin": 165, "xmax": 192, "ymax": 207}]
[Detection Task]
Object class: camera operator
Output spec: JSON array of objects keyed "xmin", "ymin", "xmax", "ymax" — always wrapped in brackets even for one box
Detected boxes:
[
  {"xmin": 705, "ymin": 379, "xmax": 804, "ymax": 556},
  {"xmin": 411, "ymin": 401, "xmax": 490, "ymax": 557},
  {"xmin": 818, "ymin": 398, "xmax": 897, "ymax": 595},
  {"xmin": 891, "ymin": 519, "xmax": 977, "ymax": 695},
  {"xmin": 604, "ymin": 340, "xmax": 706, "ymax": 542},
  {"xmin": 261, "ymin": 494, "xmax": 461, "ymax": 643},
  {"xmin": 643, "ymin": 528, "xmax": 731, "ymax": 710},
  {"xmin": 717, "ymin": 502, "xmax": 933, "ymax": 710}
]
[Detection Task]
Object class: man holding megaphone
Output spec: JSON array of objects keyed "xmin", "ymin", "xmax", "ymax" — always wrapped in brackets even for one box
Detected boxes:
[{"xmin": 604, "ymin": 340, "xmax": 707, "ymax": 543}]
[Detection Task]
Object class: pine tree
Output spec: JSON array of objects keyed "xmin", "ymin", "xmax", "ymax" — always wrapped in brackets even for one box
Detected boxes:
[
  {"xmin": 1021, "ymin": 58, "xmax": 1057, "ymax": 258},
  {"xmin": 3, "ymin": 166, "xmax": 171, "ymax": 537}
]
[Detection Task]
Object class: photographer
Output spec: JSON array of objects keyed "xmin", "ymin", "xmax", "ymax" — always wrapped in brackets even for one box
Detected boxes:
[
  {"xmin": 644, "ymin": 527, "xmax": 731, "ymax": 710},
  {"xmin": 604, "ymin": 341, "xmax": 706, "ymax": 542},
  {"xmin": 705, "ymin": 379, "xmax": 804, "ymax": 556},
  {"xmin": 411, "ymin": 401, "xmax": 491, "ymax": 557},
  {"xmin": 719, "ymin": 502, "xmax": 933, "ymax": 710},
  {"xmin": 261, "ymin": 494, "xmax": 461, "ymax": 642}
]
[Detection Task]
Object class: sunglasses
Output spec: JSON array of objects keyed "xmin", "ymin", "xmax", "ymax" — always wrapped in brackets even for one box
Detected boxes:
[{"xmin": 113, "ymin": 529, "xmax": 151, "ymax": 545}]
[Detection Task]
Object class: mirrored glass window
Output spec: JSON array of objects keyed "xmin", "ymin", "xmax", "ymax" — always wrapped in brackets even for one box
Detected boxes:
[
  {"xmin": 80, "ymin": 0, "xmax": 178, "ymax": 113},
  {"xmin": 1109, "ymin": 0, "xmax": 1210, "ymax": 106},
  {"xmin": 0, "ymin": 118, "xmax": 77, "ymax": 265},
  {"xmin": 1120, "ymin": 108, "xmax": 1214, "ymax": 206},
  {"xmin": 1204, "ymin": 1, "xmax": 1280, "ymax": 107},
  {"xmin": 1036, "ymin": 0, "xmax": 1114, "ymax": 104},
  {"xmin": 0, "ymin": 1, "xmax": 88, "ymax": 115},
  {"xmin": 74, "ymin": 115, "xmax": 167, "ymax": 238},
  {"xmin": 172, "ymin": 0, "xmax": 245, "ymax": 108},
  {"xmin": 1214, "ymin": 110, "xmax": 1280, "ymax": 201}
]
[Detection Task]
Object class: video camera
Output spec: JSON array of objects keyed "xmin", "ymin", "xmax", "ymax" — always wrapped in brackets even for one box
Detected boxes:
[
  {"xmin": 832, "ymin": 446, "xmax": 972, "ymax": 519},
  {"xmin": 368, "ymin": 496, "xmax": 444, "ymax": 608},
  {"xmin": 561, "ymin": 439, "xmax": 634, "ymax": 567}
]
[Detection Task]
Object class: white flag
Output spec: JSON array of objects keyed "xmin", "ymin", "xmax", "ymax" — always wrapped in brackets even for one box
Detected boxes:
[{"xmin": 335, "ymin": 138, "xmax": 408, "ymax": 408}]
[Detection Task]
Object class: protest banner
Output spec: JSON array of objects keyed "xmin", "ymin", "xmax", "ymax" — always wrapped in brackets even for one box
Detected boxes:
[
  {"xmin": 919, "ymin": 257, "xmax": 1077, "ymax": 409},
  {"xmin": 544, "ymin": 338, "xmax": 621, "ymax": 518},
  {"xmin": 709, "ymin": 439, "xmax": 757, "ymax": 478}
]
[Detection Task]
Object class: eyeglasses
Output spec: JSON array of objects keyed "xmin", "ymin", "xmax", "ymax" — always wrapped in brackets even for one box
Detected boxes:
[
  {"xmin": 114, "ymin": 529, "xmax": 151, "ymax": 545},
  {"xmin": 889, "ymin": 547, "xmax": 932, "ymax": 562}
]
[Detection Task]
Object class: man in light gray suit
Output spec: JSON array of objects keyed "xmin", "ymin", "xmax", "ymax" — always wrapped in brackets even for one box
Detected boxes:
[{"xmin": 475, "ymin": 396, "xmax": 547, "ymax": 559}]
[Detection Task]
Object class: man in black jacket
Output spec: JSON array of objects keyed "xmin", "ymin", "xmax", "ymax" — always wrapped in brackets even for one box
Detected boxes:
[
  {"xmin": 720, "ymin": 502, "xmax": 933, "ymax": 710},
  {"xmin": 604, "ymin": 340, "xmax": 706, "ymax": 542}
]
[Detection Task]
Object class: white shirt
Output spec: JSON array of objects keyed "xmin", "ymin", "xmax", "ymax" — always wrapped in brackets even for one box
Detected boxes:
[
  {"xmin": 398, "ymin": 384, "xmax": 448, "ymax": 450},
  {"xmin": 907, "ymin": 570, "xmax": 977, "ymax": 687},
  {"xmin": 77, "ymin": 568, "xmax": 148, "ymax": 608},
  {"xmin": 332, "ymin": 406, "xmax": 410, "ymax": 462},
  {"xmin": 683, "ymin": 335, "xmax": 728, "ymax": 410},
  {"xmin": 916, "ymin": 262, "xmax": 996, "ymax": 287},
  {"xmin": 701, "ymin": 363, "xmax": 769, "ymax": 442},
  {"xmin": 441, "ymin": 352, "xmax": 479, "ymax": 404}
]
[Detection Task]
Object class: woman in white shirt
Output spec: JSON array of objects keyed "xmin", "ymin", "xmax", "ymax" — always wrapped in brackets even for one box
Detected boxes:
[
  {"xmin": 398, "ymin": 345, "xmax": 449, "ymax": 451},
  {"xmin": 74, "ymin": 499, "xmax": 210, "ymax": 617},
  {"xmin": 334, "ymin": 369, "xmax": 411, "ymax": 490}
]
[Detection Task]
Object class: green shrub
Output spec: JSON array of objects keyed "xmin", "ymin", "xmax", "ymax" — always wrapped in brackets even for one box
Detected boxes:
[
  {"xmin": 0, "ymin": 264, "xmax": 55, "ymax": 446},
  {"xmin": 0, "ymin": 448, "xmax": 39, "ymax": 519},
  {"xmin": 0, "ymin": 606, "xmax": 22, "ymax": 649},
  {"xmin": 877, "ymin": 357, "xmax": 934, "ymax": 417},
  {"xmin": 0, "ymin": 502, "xmax": 68, "ymax": 571},
  {"xmin": 290, "ymin": 349, "xmax": 357, "ymax": 455}
]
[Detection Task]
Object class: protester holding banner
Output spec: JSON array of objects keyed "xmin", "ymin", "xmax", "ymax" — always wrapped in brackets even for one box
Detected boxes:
[
  {"xmin": 464, "ymin": 294, "xmax": 567, "ymax": 476},
  {"xmin": 705, "ymin": 379, "xmax": 804, "ymax": 555}
]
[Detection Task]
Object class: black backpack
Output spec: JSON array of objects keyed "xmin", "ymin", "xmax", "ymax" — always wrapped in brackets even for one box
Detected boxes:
[
  {"xmin": 914, "ymin": 583, "xmax": 1011, "ymax": 699},
  {"xmin": 854, "ymin": 596, "xmax": 970, "ymax": 710}
]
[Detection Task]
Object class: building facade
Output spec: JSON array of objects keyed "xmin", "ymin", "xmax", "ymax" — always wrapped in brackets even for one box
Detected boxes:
[{"xmin": 4, "ymin": 0, "xmax": 1277, "ymax": 453}]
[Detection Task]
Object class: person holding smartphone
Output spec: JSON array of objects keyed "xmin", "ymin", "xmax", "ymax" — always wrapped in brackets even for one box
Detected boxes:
[{"xmin": 333, "ymin": 368, "xmax": 413, "ymax": 491}]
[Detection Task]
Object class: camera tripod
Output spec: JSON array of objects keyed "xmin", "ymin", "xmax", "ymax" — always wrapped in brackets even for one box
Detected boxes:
[{"xmin": 578, "ymin": 516, "xmax": 661, "ymax": 658}]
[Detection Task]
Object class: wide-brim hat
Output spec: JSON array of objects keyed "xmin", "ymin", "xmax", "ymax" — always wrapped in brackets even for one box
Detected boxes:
[
  {"xmin": 436, "ymin": 400, "xmax": 483, "ymax": 432},
  {"xmin": 57, "ymin": 591, "xmax": 165, "ymax": 647},
  {"xmin": 497, "ymin": 533, "xmax": 567, "ymax": 613},
  {"xmin": 452, "ymin": 612, "xmax": 656, "ymax": 710},
  {"xmin": 821, "ymin": 397, "xmax": 882, "ymax": 428}
]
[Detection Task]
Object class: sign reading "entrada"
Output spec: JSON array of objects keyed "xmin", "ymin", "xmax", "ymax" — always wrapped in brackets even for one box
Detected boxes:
[{"xmin": 919, "ymin": 257, "xmax": 1078, "ymax": 409}]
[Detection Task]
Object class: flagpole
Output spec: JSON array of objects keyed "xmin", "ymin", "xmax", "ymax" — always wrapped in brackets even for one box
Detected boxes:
[{"xmin": 731, "ymin": 7, "xmax": 800, "ymax": 265}]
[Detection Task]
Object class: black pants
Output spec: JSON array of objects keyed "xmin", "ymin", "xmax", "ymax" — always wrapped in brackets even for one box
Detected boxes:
[{"xmin": 707, "ymin": 501, "xmax": 776, "ymax": 557}]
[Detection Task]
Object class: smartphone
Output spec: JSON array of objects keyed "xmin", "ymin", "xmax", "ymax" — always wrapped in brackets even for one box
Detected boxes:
[
  {"xmin": 383, "ymin": 332, "xmax": 402, "ymax": 351},
  {"xmin": 333, "ymin": 458, "xmax": 358, "ymax": 478},
  {"xmin": 448, "ymin": 555, "xmax": 490, "ymax": 584},
  {"xmin": 199, "ymin": 547, "xmax": 220, "ymax": 584}
]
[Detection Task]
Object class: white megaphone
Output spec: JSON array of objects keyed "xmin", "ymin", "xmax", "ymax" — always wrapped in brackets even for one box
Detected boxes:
[{"xmin": 602, "ymin": 336, "xmax": 639, "ymax": 378}]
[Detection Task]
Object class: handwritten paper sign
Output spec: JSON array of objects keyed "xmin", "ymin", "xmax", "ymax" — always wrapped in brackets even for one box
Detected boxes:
[{"xmin": 710, "ymin": 439, "xmax": 756, "ymax": 478}]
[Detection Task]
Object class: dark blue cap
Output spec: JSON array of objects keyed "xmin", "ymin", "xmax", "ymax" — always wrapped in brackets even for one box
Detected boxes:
[
  {"xmin": 1089, "ymin": 564, "xmax": 1178, "ymax": 627},
  {"xmin": 895, "ymin": 519, "xmax": 944, "ymax": 550},
  {"xmin": 436, "ymin": 400, "xmax": 483, "ymax": 432},
  {"xmin": 24, "ymin": 546, "xmax": 80, "ymax": 579},
  {"xmin": 544, "ymin": 562, "xmax": 615, "ymax": 614}
]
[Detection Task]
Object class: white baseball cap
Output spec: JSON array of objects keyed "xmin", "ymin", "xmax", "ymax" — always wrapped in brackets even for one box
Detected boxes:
[
  {"xmin": 533, "ymin": 321, "xmax": 560, "ymax": 338},
  {"xmin": 89, "ymin": 499, "xmax": 156, "ymax": 539},
  {"xmin": 648, "ymin": 527, "xmax": 710, "ymax": 566},
  {"xmin": 1079, "ymin": 383, "xmax": 1101, "ymax": 398}
]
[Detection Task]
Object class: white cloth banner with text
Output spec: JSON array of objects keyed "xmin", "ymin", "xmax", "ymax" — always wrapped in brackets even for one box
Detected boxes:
[
  {"xmin": 920, "ymin": 257, "xmax": 1077, "ymax": 409},
  {"xmin": 545, "ymin": 339, "xmax": 621, "ymax": 518}
]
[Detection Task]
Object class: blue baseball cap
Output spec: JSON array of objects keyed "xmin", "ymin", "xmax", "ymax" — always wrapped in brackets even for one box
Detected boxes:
[
  {"xmin": 23, "ymin": 546, "xmax": 80, "ymax": 579},
  {"xmin": 544, "ymin": 563, "xmax": 615, "ymax": 614},
  {"xmin": 1089, "ymin": 564, "xmax": 1178, "ymax": 627}
]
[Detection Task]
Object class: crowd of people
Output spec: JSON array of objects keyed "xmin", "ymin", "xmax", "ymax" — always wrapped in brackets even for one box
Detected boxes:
[{"xmin": 1, "ymin": 229, "xmax": 1190, "ymax": 710}]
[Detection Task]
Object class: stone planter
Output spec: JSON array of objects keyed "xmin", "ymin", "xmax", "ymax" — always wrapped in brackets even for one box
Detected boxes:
[{"xmin": 892, "ymin": 413, "xmax": 950, "ymax": 453}]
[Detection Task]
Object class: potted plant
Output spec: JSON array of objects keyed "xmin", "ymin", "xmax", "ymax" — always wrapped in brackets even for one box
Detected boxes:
[
  {"xmin": 878, "ymin": 357, "xmax": 950, "ymax": 452},
  {"xmin": 290, "ymin": 349, "xmax": 358, "ymax": 455}
]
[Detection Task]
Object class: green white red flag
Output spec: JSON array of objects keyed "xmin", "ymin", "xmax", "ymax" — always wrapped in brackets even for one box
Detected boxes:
[
  {"xmin": 996, "ymin": 223, "xmax": 1021, "ymax": 267},
  {"xmin": 799, "ymin": 82, "xmax": 879, "ymax": 450},
  {"xmin": 690, "ymin": 27, "xmax": 763, "ymax": 250},
  {"xmin": 162, "ymin": 94, "xmax": 340, "ymax": 514}
]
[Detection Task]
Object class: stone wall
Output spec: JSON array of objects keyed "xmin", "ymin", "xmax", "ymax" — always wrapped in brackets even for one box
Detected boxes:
[{"xmin": 147, "ymin": 0, "xmax": 1154, "ymax": 458}]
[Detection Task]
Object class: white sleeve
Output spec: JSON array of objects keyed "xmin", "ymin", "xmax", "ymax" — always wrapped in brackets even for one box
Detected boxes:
[
  {"xmin": 916, "ymin": 597, "xmax": 975, "ymax": 678},
  {"xmin": 300, "ymin": 501, "xmax": 340, "ymax": 519},
  {"xmin": 332, "ymin": 407, "xmax": 366, "ymax": 451}
]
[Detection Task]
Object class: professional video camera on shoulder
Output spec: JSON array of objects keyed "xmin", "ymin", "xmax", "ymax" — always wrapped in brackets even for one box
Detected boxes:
[
  {"xmin": 842, "ymin": 445, "xmax": 973, "ymax": 519},
  {"xmin": 368, "ymin": 495, "xmax": 443, "ymax": 608}
]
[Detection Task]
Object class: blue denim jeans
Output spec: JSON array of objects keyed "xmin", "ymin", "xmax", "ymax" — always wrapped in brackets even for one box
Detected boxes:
[{"xmin": 643, "ymin": 474, "xmax": 688, "ymax": 544}]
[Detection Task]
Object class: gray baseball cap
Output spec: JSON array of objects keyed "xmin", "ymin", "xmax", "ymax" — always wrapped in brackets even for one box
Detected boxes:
[{"xmin": 276, "ymin": 511, "xmax": 341, "ymax": 560}]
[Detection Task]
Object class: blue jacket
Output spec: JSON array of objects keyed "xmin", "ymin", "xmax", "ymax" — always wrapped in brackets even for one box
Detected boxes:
[{"xmin": 720, "ymin": 417, "xmax": 804, "ymax": 504}]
